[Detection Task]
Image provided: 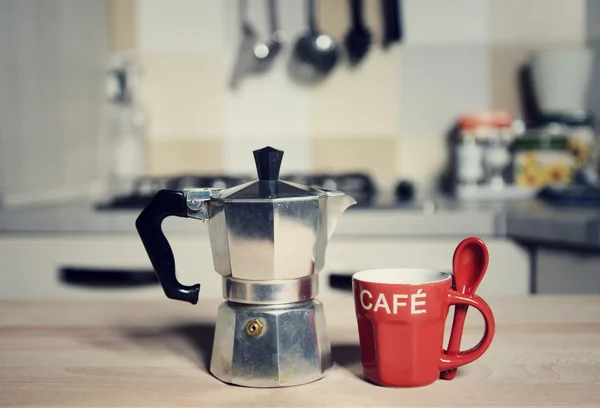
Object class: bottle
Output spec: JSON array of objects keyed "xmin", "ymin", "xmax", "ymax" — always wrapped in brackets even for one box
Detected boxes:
[
  {"xmin": 456, "ymin": 114, "xmax": 485, "ymax": 189},
  {"xmin": 483, "ymin": 111, "xmax": 513, "ymax": 189},
  {"xmin": 563, "ymin": 111, "xmax": 597, "ymax": 185},
  {"xmin": 106, "ymin": 56, "xmax": 148, "ymax": 196}
]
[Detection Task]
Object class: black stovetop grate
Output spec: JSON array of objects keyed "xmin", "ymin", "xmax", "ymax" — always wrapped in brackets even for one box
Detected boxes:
[{"xmin": 96, "ymin": 172, "xmax": 381, "ymax": 211}]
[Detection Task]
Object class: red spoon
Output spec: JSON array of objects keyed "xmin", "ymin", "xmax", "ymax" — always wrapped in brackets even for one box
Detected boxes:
[{"xmin": 440, "ymin": 236, "xmax": 489, "ymax": 380}]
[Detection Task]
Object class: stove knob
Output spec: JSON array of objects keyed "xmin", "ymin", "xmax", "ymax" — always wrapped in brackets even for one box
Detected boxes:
[
  {"xmin": 213, "ymin": 179, "xmax": 227, "ymax": 189},
  {"xmin": 395, "ymin": 180, "xmax": 414, "ymax": 202},
  {"xmin": 323, "ymin": 178, "xmax": 337, "ymax": 190}
]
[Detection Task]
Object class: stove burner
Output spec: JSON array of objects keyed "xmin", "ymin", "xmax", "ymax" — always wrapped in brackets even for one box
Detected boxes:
[
  {"xmin": 281, "ymin": 172, "xmax": 377, "ymax": 207},
  {"xmin": 96, "ymin": 172, "xmax": 379, "ymax": 210},
  {"xmin": 96, "ymin": 174, "xmax": 252, "ymax": 210}
]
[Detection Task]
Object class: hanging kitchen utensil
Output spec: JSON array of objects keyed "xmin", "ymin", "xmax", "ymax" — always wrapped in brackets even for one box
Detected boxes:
[
  {"xmin": 380, "ymin": 0, "xmax": 403, "ymax": 48},
  {"xmin": 230, "ymin": 0, "xmax": 256, "ymax": 88},
  {"xmin": 106, "ymin": 56, "xmax": 147, "ymax": 197},
  {"xmin": 344, "ymin": 0, "xmax": 372, "ymax": 66},
  {"xmin": 266, "ymin": 0, "xmax": 284, "ymax": 55},
  {"xmin": 229, "ymin": 0, "xmax": 272, "ymax": 88},
  {"xmin": 251, "ymin": 0, "xmax": 284, "ymax": 73},
  {"xmin": 440, "ymin": 237, "xmax": 489, "ymax": 380},
  {"xmin": 289, "ymin": 0, "xmax": 338, "ymax": 84}
]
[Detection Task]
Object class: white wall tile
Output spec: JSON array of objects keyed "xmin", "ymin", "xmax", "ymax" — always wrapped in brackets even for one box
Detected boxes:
[
  {"xmin": 587, "ymin": 40, "xmax": 600, "ymax": 118},
  {"xmin": 37, "ymin": 3, "xmax": 62, "ymax": 153},
  {"xmin": 399, "ymin": 44, "xmax": 490, "ymax": 138},
  {"xmin": 140, "ymin": 53, "xmax": 226, "ymax": 138},
  {"xmin": 588, "ymin": 0, "xmax": 600, "ymax": 40},
  {"xmin": 491, "ymin": 0, "xmax": 586, "ymax": 44},
  {"xmin": 223, "ymin": 65, "xmax": 310, "ymax": 139},
  {"xmin": 109, "ymin": 0, "xmax": 136, "ymax": 51},
  {"xmin": 137, "ymin": 0, "xmax": 226, "ymax": 52},
  {"xmin": 585, "ymin": 8, "xmax": 600, "ymax": 125},
  {"xmin": 0, "ymin": 4, "xmax": 12, "ymax": 190},
  {"xmin": 313, "ymin": 137, "xmax": 397, "ymax": 179},
  {"xmin": 63, "ymin": 145, "xmax": 98, "ymax": 187},
  {"xmin": 309, "ymin": 47, "xmax": 401, "ymax": 137},
  {"xmin": 403, "ymin": 0, "xmax": 491, "ymax": 45},
  {"xmin": 0, "ymin": 3, "xmax": 20, "ymax": 190},
  {"xmin": 147, "ymin": 139, "xmax": 224, "ymax": 175},
  {"xmin": 223, "ymin": 0, "xmax": 310, "ymax": 140},
  {"xmin": 225, "ymin": 138, "xmax": 311, "ymax": 175},
  {"xmin": 0, "ymin": 0, "xmax": 107, "ymax": 195},
  {"xmin": 396, "ymin": 136, "xmax": 447, "ymax": 199}
]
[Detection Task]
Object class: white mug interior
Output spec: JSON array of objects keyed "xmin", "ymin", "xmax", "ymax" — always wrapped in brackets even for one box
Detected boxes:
[{"xmin": 352, "ymin": 268, "xmax": 450, "ymax": 285}]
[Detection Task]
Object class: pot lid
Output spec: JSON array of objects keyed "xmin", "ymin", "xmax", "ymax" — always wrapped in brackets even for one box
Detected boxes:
[{"xmin": 218, "ymin": 146, "xmax": 322, "ymax": 200}]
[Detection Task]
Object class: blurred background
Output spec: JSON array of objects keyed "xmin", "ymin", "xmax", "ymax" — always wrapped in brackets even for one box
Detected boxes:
[{"xmin": 1, "ymin": 0, "xmax": 600, "ymax": 301}]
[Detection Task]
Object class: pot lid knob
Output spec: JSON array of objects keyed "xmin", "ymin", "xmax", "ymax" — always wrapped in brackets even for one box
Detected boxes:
[{"xmin": 253, "ymin": 146, "xmax": 283, "ymax": 180}]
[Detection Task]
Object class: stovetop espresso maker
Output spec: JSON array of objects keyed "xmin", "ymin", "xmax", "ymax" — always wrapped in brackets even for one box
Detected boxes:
[{"xmin": 135, "ymin": 146, "xmax": 356, "ymax": 387}]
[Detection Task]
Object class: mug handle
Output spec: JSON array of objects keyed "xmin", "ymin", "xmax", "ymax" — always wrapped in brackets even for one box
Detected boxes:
[{"xmin": 439, "ymin": 291, "xmax": 495, "ymax": 372}]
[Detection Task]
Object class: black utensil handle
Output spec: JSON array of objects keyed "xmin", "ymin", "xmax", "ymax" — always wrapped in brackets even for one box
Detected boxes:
[
  {"xmin": 135, "ymin": 189, "xmax": 200, "ymax": 304},
  {"xmin": 397, "ymin": 0, "xmax": 404, "ymax": 41},
  {"xmin": 350, "ymin": 0, "xmax": 365, "ymax": 27},
  {"xmin": 239, "ymin": 0, "xmax": 250, "ymax": 26},
  {"xmin": 268, "ymin": 0, "xmax": 279, "ymax": 32},
  {"xmin": 381, "ymin": 0, "xmax": 403, "ymax": 46},
  {"xmin": 307, "ymin": 0, "xmax": 317, "ymax": 31}
]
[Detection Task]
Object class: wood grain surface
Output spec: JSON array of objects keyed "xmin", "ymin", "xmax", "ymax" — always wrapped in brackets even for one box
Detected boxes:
[{"xmin": 1, "ymin": 295, "xmax": 600, "ymax": 407}]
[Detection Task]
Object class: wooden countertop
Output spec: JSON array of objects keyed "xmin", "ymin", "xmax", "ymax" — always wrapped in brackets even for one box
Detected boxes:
[{"xmin": 1, "ymin": 295, "xmax": 600, "ymax": 407}]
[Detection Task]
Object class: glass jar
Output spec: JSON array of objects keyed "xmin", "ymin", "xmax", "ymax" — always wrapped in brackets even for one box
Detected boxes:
[
  {"xmin": 456, "ymin": 114, "xmax": 487, "ymax": 188},
  {"xmin": 563, "ymin": 112, "xmax": 597, "ymax": 184},
  {"xmin": 512, "ymin": 131, "xmax": 575, "ymax": 188},
  {"xmin": 106, "ymin": 56, "xmax": 148, "ymax": 196},
  {"xmin": 483, "ymin": 111, "xmax": 513, "ymax": 189}
]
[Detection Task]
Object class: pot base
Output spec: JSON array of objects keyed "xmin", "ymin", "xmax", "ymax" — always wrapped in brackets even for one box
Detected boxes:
[{"xmin": 209, "ymin": 300, "xmax": 332, "ymax": 387}]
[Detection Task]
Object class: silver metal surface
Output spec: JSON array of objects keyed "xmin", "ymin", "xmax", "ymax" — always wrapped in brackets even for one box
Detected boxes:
[
  {"xmin": 217, "ymin": 196, "xmax": 320, "ymax": 280},
  {"xmin": 185, "ymin": 188, "xmax": 222, "ymax": 219},
  {"xmin": 314, "ymin": 189, "xmax": 357, "ymax": 273},
  {"xmin": 223, "ymin": 275, "xmax": 318, "ymax": 304},
  {"xmin": 210, "ymin": 300, "xmax": 332, "ymax": 387},
  {"xmin": 189, "ymin": 182, "xmax": 355, "ymax": 281}
]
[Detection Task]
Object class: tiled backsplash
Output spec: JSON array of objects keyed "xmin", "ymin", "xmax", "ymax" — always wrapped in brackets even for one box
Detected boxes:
[
  {"xmin": 0, "ymin": 0, "xmax": 108, "ymax": 205},
  {"xmin": 587, "ymin": 1, "xmax": 600, "ymax": 120},
  {"xmin": 113, "ymin": 0, "xmax": 591, "ymax": 194}
]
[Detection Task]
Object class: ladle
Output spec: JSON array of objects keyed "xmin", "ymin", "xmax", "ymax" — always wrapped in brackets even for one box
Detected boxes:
[{"xmin": 290, "ymin": 0, "xmax": 338, "ymax": 84}]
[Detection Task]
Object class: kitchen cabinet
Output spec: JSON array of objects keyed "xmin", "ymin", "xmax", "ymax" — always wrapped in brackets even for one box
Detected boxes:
[
  {"xmin": 0, "ymin": 235, "xmax": 217, "ymax": 301},
  {"xmin": 323, "ymin": 237, "xmax": 530, "ymax": 297},
  {"xmin": 0, "ymin": 235, "xmax": 530, "ymax": 300},
  {"xmin": 535, "ymin": 247, "xmax": 600, "ymax": 294}
]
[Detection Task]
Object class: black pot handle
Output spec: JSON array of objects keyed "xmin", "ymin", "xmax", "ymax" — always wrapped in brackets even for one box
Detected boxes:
[{"xmin": 135, "ymin": 189, "xmax": 200, "ymax": 304}]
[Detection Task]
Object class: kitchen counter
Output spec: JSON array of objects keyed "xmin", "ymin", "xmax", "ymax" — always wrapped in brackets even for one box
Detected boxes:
[
  {"xmin": 504, "ymin": 200, "xmax": 600, "ymax": 249},
  {"xmin": 1, "ymin": 198, "xmax": 600, "ymax": 250},
  {"xmin": 1, "ymin": 296, "xmax": 599, "ymax": 407},
  {"xmin": 0, "ymin": 198, "xmax": 502, "ymax": 237}
]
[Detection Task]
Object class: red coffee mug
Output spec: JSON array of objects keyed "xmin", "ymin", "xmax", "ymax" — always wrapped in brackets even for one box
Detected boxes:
[{"xmin": 352, "ymin": 268, "xmax": 495, "ymax": 387}]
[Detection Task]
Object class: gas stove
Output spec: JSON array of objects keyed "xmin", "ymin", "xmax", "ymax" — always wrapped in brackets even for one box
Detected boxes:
[
  {"xmin": 96, "ymin": 172, "xmax": 400, "ymax": 211},
  {"xmin": 97, "ymin": 174, "xmax": 251, "ymax": 210}
]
